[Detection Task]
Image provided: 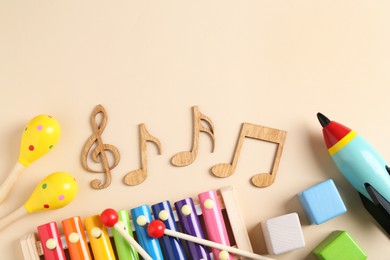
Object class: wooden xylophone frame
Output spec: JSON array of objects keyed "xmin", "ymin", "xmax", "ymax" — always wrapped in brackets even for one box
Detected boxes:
[{"xmin": 20, "ymin": 186, "xmax": 253, "ymax": 260}]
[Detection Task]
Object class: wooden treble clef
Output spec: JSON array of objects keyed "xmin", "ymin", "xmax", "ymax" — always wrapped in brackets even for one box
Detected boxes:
[{"xmin": 81, "ymin": 104, "xmax": 120, "ymax": 189}]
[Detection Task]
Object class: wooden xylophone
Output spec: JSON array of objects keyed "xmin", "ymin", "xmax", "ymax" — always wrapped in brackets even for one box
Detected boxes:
[{"xmin": 20, "ymin": 186, "xmax": 254, "ymax": 260}]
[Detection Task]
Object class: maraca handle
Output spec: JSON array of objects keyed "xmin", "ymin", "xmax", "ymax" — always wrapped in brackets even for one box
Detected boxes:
[
  {"xmin": 0, "ymin": 163, "xmax": 25, "ymax": 204},
  {"xmin": 0, "ymin": 206, "xmax": 27, "ymax": 232}
]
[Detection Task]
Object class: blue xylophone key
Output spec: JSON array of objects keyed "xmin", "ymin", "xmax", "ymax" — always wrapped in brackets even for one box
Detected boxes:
[
  {"xmin": 152, "ymin": 201, "xmax": 187, "ymax": 260},
  {"xmin": 175, "ymin": 198, "xmax": 211, "ymax": 260},
  {"xmin": 130, "ymin": 205, "xmax": 164, "ymax": 260}
]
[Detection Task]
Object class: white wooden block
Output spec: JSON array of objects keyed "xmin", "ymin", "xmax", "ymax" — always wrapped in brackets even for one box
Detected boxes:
[{"xmin": 261, "ymin": 213, "xmax": 305, "ymax": 255}]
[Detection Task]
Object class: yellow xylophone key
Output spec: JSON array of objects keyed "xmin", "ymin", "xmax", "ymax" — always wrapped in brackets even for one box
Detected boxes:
[{"xmin": 84, "ymin": 215, "xmax": 116, "ymax": 260}]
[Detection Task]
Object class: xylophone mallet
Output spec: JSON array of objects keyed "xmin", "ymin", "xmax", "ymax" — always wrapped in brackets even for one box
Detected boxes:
[
  {"xmin": 0, "ymin": 115, "xmax": 61, "ymax": 204},
  {"xmin": 100, "ymin": 208, "xmax": 153, "ymax": 260},
  {"xmin": 0, "ymin": 172, "xmax": 77, "ymax": 232},
  {"xmin": 147, "ymin": 220, "xmax": 276, "ymax": 260}
]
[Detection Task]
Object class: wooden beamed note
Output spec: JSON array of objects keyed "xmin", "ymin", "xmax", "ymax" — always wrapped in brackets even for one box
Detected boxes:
[
  {"xmin": 81, "ymin": 105, "xmax": 120, "ymax": 189},
  {"xmin": 124, "ymin": 124, "xmax": 162, "ymax": 186},
  {"xmin": 211, "ymin": 123, "xmax": 287, "ymax": 187},
  {"xmin": 171, "ymin": 106, "xmax": 215, "ymax": 167}
]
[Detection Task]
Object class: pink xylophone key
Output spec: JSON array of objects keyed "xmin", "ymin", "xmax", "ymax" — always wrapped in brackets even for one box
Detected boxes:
[{"xmin": 198, "ymin": 190, "xmax": 234, "ymax": 260}]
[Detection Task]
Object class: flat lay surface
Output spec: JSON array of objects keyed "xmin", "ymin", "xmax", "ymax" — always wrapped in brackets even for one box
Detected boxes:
[{"xmin": 1, "ymin": 1, "xmax": 389, "ymax": 259}]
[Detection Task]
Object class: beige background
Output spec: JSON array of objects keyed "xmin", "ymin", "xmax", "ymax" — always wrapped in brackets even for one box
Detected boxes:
[{"xmin": 1, "ymin": 1, "xmax": 389, "ymax": 259}]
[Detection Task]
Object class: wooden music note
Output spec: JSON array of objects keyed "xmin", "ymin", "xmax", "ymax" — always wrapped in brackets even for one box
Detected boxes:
[
  {"xmin": 81, "ymin": 105, "xmax": 120, "ymax": 190},
  {"xmin": 211, "ymin": 123, "xmax": 287, "ymax": 187},
  {"xmin": 124, "ymin": 124, "xmax": 162, "ymax": 186},
  {"xmin": 171, "ymin": 106, "xmax": 215, "ymax": 167}
]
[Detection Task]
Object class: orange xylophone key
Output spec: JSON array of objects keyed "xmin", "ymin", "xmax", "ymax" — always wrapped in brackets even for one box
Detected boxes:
[{"xmin": 62, "ymin": 216, "xmax": 92, "ymax": 260}]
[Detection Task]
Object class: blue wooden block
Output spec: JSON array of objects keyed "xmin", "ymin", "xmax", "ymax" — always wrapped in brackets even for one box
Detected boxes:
[{"xmin": 297, "ymin": 179, "xmax": 347, "ymax": 224}]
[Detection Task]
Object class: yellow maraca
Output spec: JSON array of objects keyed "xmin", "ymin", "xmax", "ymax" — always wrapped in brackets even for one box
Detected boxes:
[
  {"xmin": 0, "ymin": 172, "xmax": 78, "ymax": 231},
  {"xmin": 0, "ymin": 115, "xmax": 61, "ymax": 204}
]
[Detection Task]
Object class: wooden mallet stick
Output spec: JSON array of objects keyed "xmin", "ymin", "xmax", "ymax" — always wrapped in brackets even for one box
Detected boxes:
[
  {"xmin": 147, "ymin": 219, "xmax": 275, "ymax": 260},
  {"xmin": 100, "ymin": 209, "xmax": 152, "ymax": 260}
]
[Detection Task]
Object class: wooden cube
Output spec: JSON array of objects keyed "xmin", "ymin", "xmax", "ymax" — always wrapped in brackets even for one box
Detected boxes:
[
  {"xmin": 312, "ymin": 230, "xmax": 367, "ymax": 260},
  {"xmin": 261, "ymin": 213, "xmax": 305, "ymax": 255},
  {"xmin": 298, "ymin": 179, "xmax": 347, "ymax": 224}
]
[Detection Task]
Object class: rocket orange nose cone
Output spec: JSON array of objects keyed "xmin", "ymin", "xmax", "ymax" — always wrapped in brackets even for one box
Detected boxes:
[{"xmin": 317, "ymin": 113, "xmax": 331, "ymax": 127}]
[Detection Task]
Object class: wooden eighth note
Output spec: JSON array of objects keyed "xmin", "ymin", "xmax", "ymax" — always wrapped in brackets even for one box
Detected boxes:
[
  {"xmin": 124, "ymin": 124, "xmax": 162, "ymax": 186},
  {"xmin": 81, "ymin": 104, "xmax": 120, "ymax": 190},
  {"xmin": 211, "ymin": 122, "xmax": 287, "ymax": 187},
  {"xmin": 171, "ymin": 106, "xmax": 215, "ymax": 167}
]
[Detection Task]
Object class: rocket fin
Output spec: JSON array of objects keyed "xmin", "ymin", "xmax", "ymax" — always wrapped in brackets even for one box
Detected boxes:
[
  {"xmin": 364, "ymin": 183, "xmax": 390, "ymax": 214},
  {"xmin": 359, "ymin": 184, "xmax": 390, "ymax": 236}
]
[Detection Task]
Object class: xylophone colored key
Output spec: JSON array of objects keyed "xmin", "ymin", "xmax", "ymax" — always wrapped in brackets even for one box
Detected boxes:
[
  {"xmin": 111, "ymin": 210, "xmax": 139, "ymax": 260},
  {"xmin": 62, "ymin": 216, "xmax": 92, "ymax": 260},
  {"xmin": 151, "ymin": 200, "xmax": 187, "ymax": 260},
  {"xmin": 84, "ymin": 215, "xmax": 116, "ymax": 259},
  {"xmin": 100, "ymin": 208, "xmax": 152, "ymax": 260},
  {"xmin": 148, "ymin": 220, "xmax": 275, "ymax": 260},
  {"xmin": 130, "ymin": 205, "xmax": 164, "ymax": 260},
  {"xmin": 175, "ymin": 197, "xmax": 211, "ymax": 260},
  {"xmin": 37, "ymin": 221, "xmax": 66, "ymax": 260},
  {"xmin": 21, "ymin": 186, "xmax": 256, "ymax": 260},
  {"xmin": 199, "ymin": 190, "xmax": 234, "ymax": 260}
]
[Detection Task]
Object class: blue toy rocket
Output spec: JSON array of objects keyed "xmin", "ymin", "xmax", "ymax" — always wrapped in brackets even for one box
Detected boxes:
[{"xmin": 317, "ymin": 113, "xmax": 390, "ymax": 236}]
